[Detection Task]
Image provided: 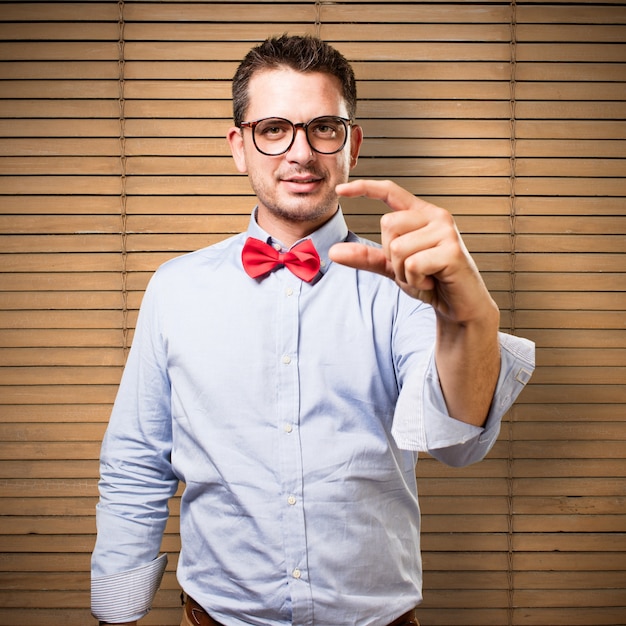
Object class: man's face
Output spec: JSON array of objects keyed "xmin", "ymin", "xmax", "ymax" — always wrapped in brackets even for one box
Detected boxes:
[{"xmin": 228, "ymin": 67, "xmax": 362, "ymax": 236}]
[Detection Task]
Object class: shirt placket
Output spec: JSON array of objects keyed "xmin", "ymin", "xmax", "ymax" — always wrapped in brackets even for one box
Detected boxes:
[{"xmin": 275, "ymin": 271, "xmax": 314, "ymax": 625}]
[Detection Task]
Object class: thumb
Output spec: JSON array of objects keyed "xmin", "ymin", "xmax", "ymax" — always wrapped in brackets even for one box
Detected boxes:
[{"xmin": 329, "ymin": 242, "xmax": 394, "ymax": 280}]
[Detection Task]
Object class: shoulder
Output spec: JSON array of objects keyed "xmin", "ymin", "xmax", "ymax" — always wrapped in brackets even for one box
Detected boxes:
[{"xmin": 152, "ymin": 233, "xmax": 246, "ymax": 281}]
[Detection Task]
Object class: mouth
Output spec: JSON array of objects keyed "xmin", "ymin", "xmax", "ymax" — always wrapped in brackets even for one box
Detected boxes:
[{"xmin": 280, "ymin": 173, "xmax": 324, "ymax": 193}]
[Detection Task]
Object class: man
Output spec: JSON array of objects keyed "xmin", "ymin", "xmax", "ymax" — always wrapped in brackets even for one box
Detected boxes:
[{"xmin": 92, "ymin": 35, "xmax": 534, "ymax": 626}]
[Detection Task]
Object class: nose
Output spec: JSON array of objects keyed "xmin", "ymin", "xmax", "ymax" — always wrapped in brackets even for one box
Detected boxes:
[{"xmin": 286, "ymin": 125, "xmax": 314, "ymax": 164}]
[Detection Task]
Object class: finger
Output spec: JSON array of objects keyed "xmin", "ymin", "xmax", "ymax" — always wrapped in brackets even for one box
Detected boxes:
[
  {"xmin": 381, "ymin": 212, "xmax": 444, "ymax": 282},
  {"xmin": 380, "ymin": 212, "xmax": 428, "ymax": 280},
  {"xmin": 330, "ymin": 241, "xmax": 437, "ymax": 304},
  {"xmin": 402, "ymin": 247, "xmax": 440, "ymax": 292},
  {"xmin": 328, "ymin": 242, "xmax": 394, "ymax": 280},
  {"xmin": 337, "ymin": 179, "xmax": 427, "ymax": 214}
]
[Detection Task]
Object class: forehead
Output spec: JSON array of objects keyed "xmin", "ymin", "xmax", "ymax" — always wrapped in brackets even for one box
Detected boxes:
[{"xmin": 245, "ymin": 67, "xmax": 348, "ymax": 120}]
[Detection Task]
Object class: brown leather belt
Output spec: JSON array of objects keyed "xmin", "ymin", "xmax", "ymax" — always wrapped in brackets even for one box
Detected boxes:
[{"xmin": 185, "ymin": 595, "xmax": 419, "ymax": 626}]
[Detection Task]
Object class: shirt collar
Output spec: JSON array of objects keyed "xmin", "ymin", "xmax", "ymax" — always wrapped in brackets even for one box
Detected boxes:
[{"xmin": 245, "ymin": 207, "xmax": 349, "ymax": 276}]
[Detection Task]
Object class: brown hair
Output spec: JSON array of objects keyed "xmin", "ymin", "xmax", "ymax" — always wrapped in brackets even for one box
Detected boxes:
[{"xmin": 232, "ymin": 34, "xmax": 357, "ymax": 126}]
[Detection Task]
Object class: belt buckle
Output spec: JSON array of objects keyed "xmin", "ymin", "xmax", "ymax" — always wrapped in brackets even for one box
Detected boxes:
[{"xmin": 190, "ymin": 606, "xmax": 204, "ymax": 625}]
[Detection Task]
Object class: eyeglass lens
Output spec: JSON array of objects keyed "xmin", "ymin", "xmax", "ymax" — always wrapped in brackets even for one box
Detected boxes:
[{"xmin": 251, "ymin": 116, "xmax": 348, "ymax": 156}]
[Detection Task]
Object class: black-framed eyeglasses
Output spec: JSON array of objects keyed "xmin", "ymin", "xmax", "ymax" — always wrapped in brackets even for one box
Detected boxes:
[{"xmin": 239, "ymin": 115, "xmax": 353, "ymax": 156}]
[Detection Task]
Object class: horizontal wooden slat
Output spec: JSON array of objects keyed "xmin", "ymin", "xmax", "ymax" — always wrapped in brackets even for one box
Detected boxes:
[
  {"xmin": 516, "ymin": 62, "xmax": 626, "ymax": 82},
  {"xmin": 517, "ymin": 43, "xmax": 626, "ymax": 63},
  {"xmin": 0, "ymin": 3, "xmax": 119, "ymax": 21},
  {"xmin": 122, "ymin": 22, "xmax": 512, "ymax": 42},
  {"xmin": 517, "ymin": 24, "xmax": 626, "ymax": 43},
  {"xmin": 0, "ymin": 94, "xmax": 118, "ymax": 116},
  {"xmin": 0, "ymin": 41, "xmax": 119, "ymax": 60},
  {"xmin": 0, "ymin": 195, "xmax": 120, "ymax": 214},
  {"xmin": 0, "ymin": 366, "xmax": 122, "ymax": 385},
  {"xmin": 516, "ymin": 293, "xmax": 626, "ymax": 311},
  {"xmin": 518, "ymin": 5, "xmax": 626, "ymax": 24},
  {"xmin": 514, "ymin": 253, "xmax": 624, "ymax": 273},
  {"xmin": 0, "ymin": 138, "xmax": 121, "ymax": 157},
  {"xmin": 0, "ymin": 328, "xmax": 122, "ymax": 347},
  {"xmin": 128, "ymin": 59, "xmax": 516, "ymax": 81},
  {"xmin": 513, "ymin": 533, "xmax": 626, "ymax": 552},
  {"xmin": 0, "ymin": 347, "xmax": 124, "ymax": 366},
  {"xmin": 0, "ymin": 79, "xmax": 120, "ymax": 98},
  {"xmin": 513, "ymin": 440, "xmax": 626, "ymax": 459},
  {"xmin": 512, "ymin": 458, "xmax": 626, "ymax": 477},
  {"xmin": 516, "ymin": 101, "xmax": 626, "ymax": 119},
  {"xmin": 0, "ymin": 385, "xmax": 118, "ymax": 404},
  {"xmin": 0, "ymin": 60, "xmax": 118, "ymax": 79},
  {"xmin": 516, "ymin": 272, "xmax": 626, "ymax": 291},
  {"xmin": 124, "ymin": 3, "xmax": 510, "ymax": 24},
  {"xmin": 122, "ymin": 78, "xmax": 514, "ymax": 101},
  {"xmin": 516, "ymin": 82, "xmax": 626, "ymax": 101},
  {"xmin": 514, "ymin": 515, "xmax": 626, "ymax": 532},
  {"xmin": 517, "ymin": 196, "xmax": 626, "ymax": 216},
  {"xmin": 0, "ymin": 21, "xmax": 119, "ymax": 41},
  {"xmin": 0, "ymin": 175, "xmax": 122, "ymax": 195},
  {"xmin": 513, "ymin": 496, "xmax": 626, "ymax": 515},
  {"xmin": 123, "ymin": 40, "xmax": 513, "ymax": 62}
]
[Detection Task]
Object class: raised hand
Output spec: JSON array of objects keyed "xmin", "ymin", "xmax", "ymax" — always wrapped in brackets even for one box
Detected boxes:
[{"xmin": 329, "ymin": 179, "xmax": 497, "ymax": 326}]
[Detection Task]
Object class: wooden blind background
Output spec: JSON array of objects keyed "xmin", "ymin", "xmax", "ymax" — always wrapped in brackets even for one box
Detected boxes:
[{"xmin": 0, "ymin": 1, "xmax": 624, "ymax": 624}]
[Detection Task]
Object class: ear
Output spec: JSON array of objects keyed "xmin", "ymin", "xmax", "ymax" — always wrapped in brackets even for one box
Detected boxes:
[
  {"xmin": 227, "ymin": 126, "xmax": 248, "ymax": 173},
  {"xmin": 349, "ymin": 124, "xmax": 364, "ymax": 170}
]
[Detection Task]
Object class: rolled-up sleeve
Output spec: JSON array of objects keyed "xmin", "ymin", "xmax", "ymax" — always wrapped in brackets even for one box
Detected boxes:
[
  {"xmin": 91, "ymin": 554, "xmax": 168, "ymax": 623},
  {"xmin": 392, "ymin": 332, "xmax": 535, "ymax": 466}
]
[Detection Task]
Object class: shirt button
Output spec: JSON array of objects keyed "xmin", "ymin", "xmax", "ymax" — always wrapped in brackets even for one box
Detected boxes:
[
  {"xmin": 292, "ymin": 568, "xmax": 301, "ymax": 579},
  {"xmin": 285, "ymin": 287, "xmax": 293, "ymax": 296},
  {"xmin": 284, "ymin": 423, "xmax": 293, "ymax": 433},
  {"xmin": 282, "ymin": 355, "xmax": 291, "ymax": 365},
  {"xmin": 287, "ymin": 495, "xmax": 296, "ymax": 506}
]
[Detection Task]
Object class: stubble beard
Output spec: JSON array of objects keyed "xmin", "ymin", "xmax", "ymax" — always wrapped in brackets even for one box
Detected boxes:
[{"xmin": 249, "ymin": 167, "xmax": 343, "ymax": 225}]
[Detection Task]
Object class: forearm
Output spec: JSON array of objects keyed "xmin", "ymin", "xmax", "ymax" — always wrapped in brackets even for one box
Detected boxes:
[{"xmin": 435, "ymin": 296, "xmax": 501, "ymax": 427}]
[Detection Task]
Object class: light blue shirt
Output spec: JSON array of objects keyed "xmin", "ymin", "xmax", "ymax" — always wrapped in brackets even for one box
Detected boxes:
[{"xmin": 92, "ymin": 208, "xmax": 535, "ymax": 626}]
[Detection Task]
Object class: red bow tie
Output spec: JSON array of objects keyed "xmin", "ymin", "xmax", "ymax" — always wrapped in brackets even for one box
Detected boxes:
[{"xmin": 241, "ymin": 237, "xmax": 321, "ymax": 282}]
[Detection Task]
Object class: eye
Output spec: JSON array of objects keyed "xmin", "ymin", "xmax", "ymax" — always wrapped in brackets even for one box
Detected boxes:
[
  {"xmin": 310, "ymin": 118, "xmax": 341, "ymax": 138},
  {"xmin": 257, "ymin": 119, "xmax": 290, "ymax": 139}
]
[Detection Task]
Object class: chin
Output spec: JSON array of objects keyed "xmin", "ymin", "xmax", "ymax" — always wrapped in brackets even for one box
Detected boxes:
[{"xmin": 271, "ymin": 194, "xmax": 338, "ymax": 223}]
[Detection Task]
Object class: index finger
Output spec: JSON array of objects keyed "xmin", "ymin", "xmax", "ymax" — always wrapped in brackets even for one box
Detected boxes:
[{"xmin": 336, "ymin": 179, "xmax": 427, "ymax": 213}]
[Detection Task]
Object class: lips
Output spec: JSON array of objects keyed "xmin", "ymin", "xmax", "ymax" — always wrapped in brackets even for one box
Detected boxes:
[
  {"xmin": 283, "ymin": 174, "xmax": 322, "ymax": 183},
  {"xmin": 280, "ymin": 173, "xmax": 323, "ymax": 193}
]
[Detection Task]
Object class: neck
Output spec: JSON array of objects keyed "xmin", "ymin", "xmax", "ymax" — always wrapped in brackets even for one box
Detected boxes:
[{"xmin": 255, "ymin": 207, "xmax": 337, "ymax": 247}]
